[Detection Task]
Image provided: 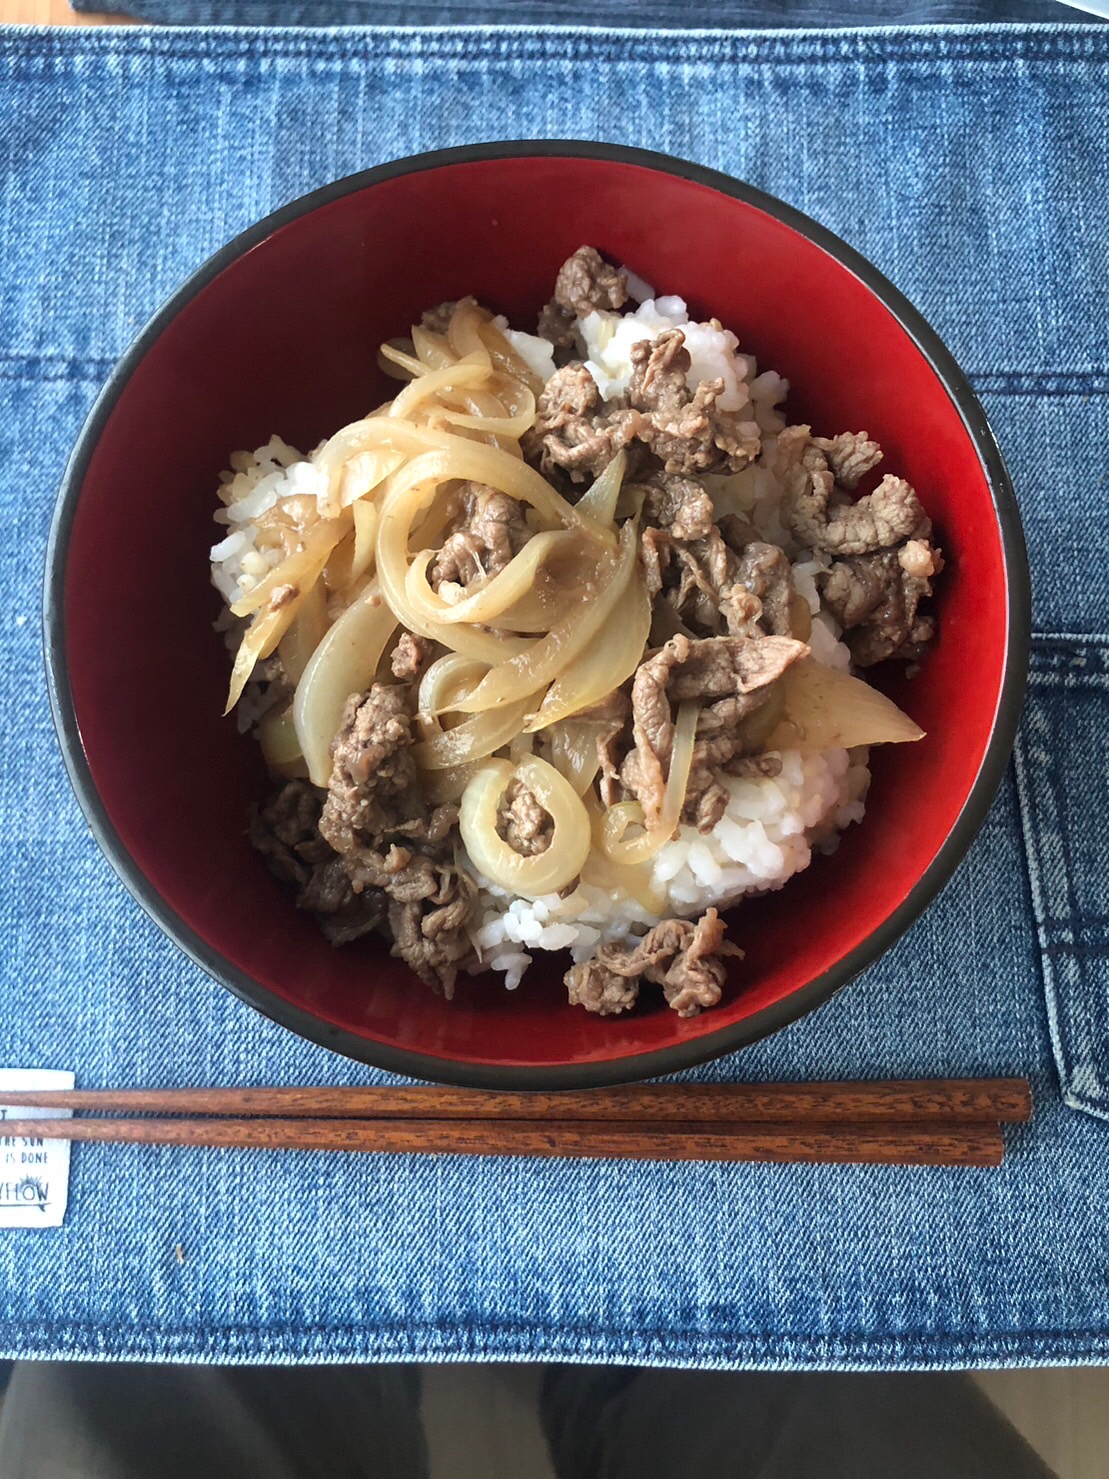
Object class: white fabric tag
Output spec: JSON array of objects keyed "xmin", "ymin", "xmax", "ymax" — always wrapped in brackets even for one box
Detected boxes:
[{"xmin": 0, "ymin": 1069, "xmax": 75, "ymax": 1228}]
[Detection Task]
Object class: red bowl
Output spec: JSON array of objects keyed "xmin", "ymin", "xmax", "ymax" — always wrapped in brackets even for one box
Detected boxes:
[{"xmin": 45, "ymin": 143, "xmax": 1029, "ymax": 1088}]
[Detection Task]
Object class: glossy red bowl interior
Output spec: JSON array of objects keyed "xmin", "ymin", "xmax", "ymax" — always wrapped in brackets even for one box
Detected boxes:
[{"xmin": 47, "ymin": 144, "xmax": 1028, "ymax": 1087}]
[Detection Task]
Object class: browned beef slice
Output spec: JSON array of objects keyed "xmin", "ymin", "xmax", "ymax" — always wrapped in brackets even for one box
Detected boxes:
[
  {"xmin": 249, "ymin": 781, "xmax": 385, "ymax": 946},
  {"xmin": 297, "ymin": 858, "xmax": 388, "ymax": 946},
  {"xmin": 318, "ymin": 686, "xmax": 478, "ymax": 990},
  {"xmin": 821, "ymin": 544, "xmax": 942, "ymax": 667},
  {"xmin": 627, "ymin": 331, "xmax": 761, "ymax": 477},
  {"xmin": 812, "ymin": 430, "xmax": 884, "ymax": 489},
  {"xmin": 529, "ymin": 363, "xmax": 647, "ymax": 483},
  {"xmin": 537, "ymin": 246, "xmax": 629, "ymax": 348},
  {"xmin": 387, "ymin": 868, "xmax": 480, "ymax": 1000},
  {"xmin": 564, "ymin": 907, "xmax": 743, "ymax": 1018},
  {"xmin": 781, "ymin": 425, "xmax": 930, "ymax": 555},
  {"xmin": 390, "ymin": 632, "xmax": 431, "ymax": 682},
  {"xmin": 621, "ymin": 633, "xmax": 806, "ymax": 833},
  {"xmin": 249, "ymin": 779, "xmax": 329, "ymax": 886},
  {"xmin": 731, "ymin": 540, "xmax": 794, "ymax": 638},
  {"xmin": 641, "ymin": 523, "xmax": 793, "ymax": 642},
  {"xmin": 495, "ymin": 778, "xmax": 554, "ymax": 857},
  {"xmin": 575, "ymin": 689, "xmax": 632, "ymax": 808},
  {"xmin": 633, "ymin": 470, "xmax": 716, "ymax": 541},
  {"xmin": 429, "ymin": 481, "xmax": 532, "ymax": 589},
  {"xmin": 780, "ymin": 426, "xmax": 943, "ymax": 665}
]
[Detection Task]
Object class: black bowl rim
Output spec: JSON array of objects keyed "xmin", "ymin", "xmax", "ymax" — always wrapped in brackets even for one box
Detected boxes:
[{"xmin": 44, "ymin": 139, "xmax": 1031, "ymax": 1090}]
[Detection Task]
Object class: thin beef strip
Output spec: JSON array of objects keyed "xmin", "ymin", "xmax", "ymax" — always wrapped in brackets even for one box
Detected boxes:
[
  {"xmin": 779, "ymin": 426, "xmax": 943, "ymax": 666},
  {"xmin": 574, "ymin": 689, "xmax": 632, "ymax": 808},
  {"xmin": 626, "ymin": 330, "xmax": 761, "ymax": 478},
  {"xmin": 565, "ymin": 907, "xmax": 743, "ymax": 1018},
  {"xmin": 319, "ymin": 685, "xmax": 479, "ymax": 995},
  {"xmin": 390, "ymin": 632, "xmax": 431, "ymax": 682},
  {"xmin": 249, "ymin": 780, "xmax": 386, "ymax": 946},
  {"xmin": 821, "ymin": 546, "xmax": 942, "ymax": 666},
  {"xmin": 528, "ymin": 363, "xmax": 647, "ymax": 483},
  {"xmin": 641, "ymin": 524, "xmax": 794, "ymax": 642},
  {"xmin": 530, "ymin": 329, "xmax": 761, "ymax": 485},
  {"xmin": 496, "ymin": 778, "xmax": 554, "ymax": 857},
  {"xmin": 631, "ymin": 470, "xmax": 716, "ymax": 541},
  {"xmin": 537, "ymin": 246, "xmax": 629, "ymax": 349},
  {"xmin": 429, "ymin": 481, "xmax": 533, "ymax": 590},
  {"xmin": 621, "ymin": 633, "xmax": 807, "ymax": 834}
]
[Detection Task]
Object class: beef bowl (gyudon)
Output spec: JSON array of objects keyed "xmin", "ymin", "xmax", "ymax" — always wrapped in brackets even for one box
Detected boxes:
[
  {"xmin": 49, "ymin": 144, "xmax": 1025, "ymax": 1087},
  {"xmin": 215, "ymin": 246, "xmax": 941, "ymax": 1022}
]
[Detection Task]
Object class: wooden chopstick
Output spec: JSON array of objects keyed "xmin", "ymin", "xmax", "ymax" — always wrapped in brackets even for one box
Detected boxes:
[
  {"xmin": 0, "ymin": 1078, "xmax": 1032, "ymax": 1125},
  {"xmin": 0, "ymin": 1115, "xmax": 1006, "ymax": 1166}
]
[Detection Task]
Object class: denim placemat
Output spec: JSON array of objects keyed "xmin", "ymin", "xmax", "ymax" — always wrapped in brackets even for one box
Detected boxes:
[
  {"xmin": 2, "ymin": 23, "xmax": 1108, "ymax": 1368},
  {"xmin": 67, "ymin": 0, "xmax": 1108, "ymax": 29}
]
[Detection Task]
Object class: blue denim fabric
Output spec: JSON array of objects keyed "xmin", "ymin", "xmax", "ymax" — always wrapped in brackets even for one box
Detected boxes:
[
  {"xmin": 66, "ymin": 0, "xmax": 1109, "ymax": 29},
  {"xmin": 1, "ymin": 23, "xmax": 1108, "ymax": 1369}
]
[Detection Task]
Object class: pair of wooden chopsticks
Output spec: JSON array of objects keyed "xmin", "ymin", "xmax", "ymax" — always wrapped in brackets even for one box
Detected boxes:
[{"xmin": 0, "ymin": 1078, "xmax": 1030, "ymax": 1166}]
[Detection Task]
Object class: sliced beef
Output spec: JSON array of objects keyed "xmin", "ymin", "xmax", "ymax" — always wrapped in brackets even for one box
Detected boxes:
[
  {"xmin": 297, "ymin": 858, "xmax": 388, "ymax": 946},
  {"xmin": 429, "ymin": 481, "xmax": 532, "ymax": 590},
  {"xmin": 781, "ymin": 425, "xmax": 930, "ymax": 555},
  {"xmin": 575, "ymin": 689, "xmax": 632, "ymax": 808},
  {"xmin": 626, "ymin": 331, "xmax": 761, "ymax": 478},
  {"xmin": 621, "ymin": 633, "xmax": 806, "ymax": 833},
  {"xmin": 641, "ymin": 525, "xmax": 794, "ymax": 642},
  {"xmin": 496, "ymin": 778, "xmax": 554, "ymax": 857},
  {"xmin": 387, "ymin": 869, "xmax": 480, "ymax": 999},
  {"xmin": 318, "ymin": 685, "xmax": 479, "ymax": 992},
  {"xmin": 249, "ymin": 780, "xmax": 385, "ymax": 946},
  {"xmin": 821, "ymin": 544, "xmax": 942, "ymax": 667},
  {"xmin": 780, "ymin": 426, "xmax": 944, "ymax": 665},
  {"xmin": 537, "ymin": 246, "xmax": 629, "ymax": 349},
  {"xmin": 730, "ymin": 540, "xmax": 794, "ymax": 639},
  {"xmin": 564, "ymin": 907, "xmax": 743, "ymax": 1018},
  {"xmin": 530, "ymin": 329, "xmax": 760, "ymax": 486},
  {"xmin": 529, "ymin": 363, "xmax": 647, "ymax": 483},
  {"xmin": 390, "ymin": 632, "xmax": 431, "ymax": 682},
  {"xmin": 633, "ymin": 470, "xmax": 716, "ymax": 541},
  {"xmin": 813, "ymin": 430, "xmax": 883, "ymax": 489}
]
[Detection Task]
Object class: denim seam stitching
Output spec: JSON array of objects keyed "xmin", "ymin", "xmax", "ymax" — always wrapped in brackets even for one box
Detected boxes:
[{"xmin": 1, "ymin": 25, "xmax": 1108, "ymax": 70}]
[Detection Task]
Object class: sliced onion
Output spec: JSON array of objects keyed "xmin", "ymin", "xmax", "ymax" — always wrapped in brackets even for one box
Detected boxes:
[
  {"xmin": 292, "ymin": 580, "xmax": 399, "ymax": 786},
  {"xmin": 411, "ymin": 325, "xmax": 454, "ymax": 371},
  {"xmin": 257, "ymin": 707, "xmax": 306, "ymax": 777},
  {"xmin": 350, "ymin": 499, "xmax": 379, "ymax": 585},
  {"xmin": 599, "ymin": 701, "xmax": 698, "ymax": 864},
  {"xmin": 404, "ymin": 529, "xmax": 578, "ymax": 629},
  {"xmin": 277, "ymin": 578, "xmax": 329, "ymax": 686},
  {"xmin": 418, "ymin": 654, "xmax": 490, "ymax": 718},
  {"xmin": 413, "ymin": 698, "xmax": 532, "ymax": 771},
  {"xmin": 375, "ymin": 457, "xmax": 533, "ymax": 664},
  {"xmin": 378, "ymin": 340, "xmax": 425, "ymax": 379},
  {"xmin": 763, "ymin": 658, "xmax": 925, "ymax": 753},
  {"xmin": 230, "ymin": 518, "xmax": 346, "ymax": 618},
  {"xmin": 457, "ymin": 521, "xmax": 638, "ymax": 715},
  {"xmin": 460, "ymin": 756, "xmax": 591, "ymax": 899},
  {"xmin": 575, "ymin": 450, "xmax": 626, "ymax": 529},
  {"xmin": 525, "ymin": 551, "xmax": 649, "ymax": 730},
  {"xmin": 387, "ymin": 354, "xmax": 490, "ymax": 422}
]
